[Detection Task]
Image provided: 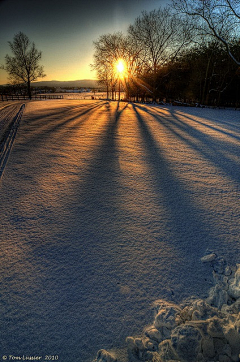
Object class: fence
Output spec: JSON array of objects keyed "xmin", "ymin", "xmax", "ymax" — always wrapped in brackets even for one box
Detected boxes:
[{"xmin": 0, "ymin": 94, "xmax": 64, "ymax": 101}]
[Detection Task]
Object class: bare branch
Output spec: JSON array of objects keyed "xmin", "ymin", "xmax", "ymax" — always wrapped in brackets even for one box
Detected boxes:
[
  {"xmin": 3, "ymin": 32, "xmax": 46, "ymax": 98},
  {"xmin": 172, "ymin": 0, "xmax": 240, "ymax": 65}
]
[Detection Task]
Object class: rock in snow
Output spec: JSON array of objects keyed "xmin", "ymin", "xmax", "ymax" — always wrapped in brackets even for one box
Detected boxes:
[
  {"xmin": 93, "ymin": 253, "xmax": 240, "ymax": 362},
  {"xmin": 94, "ymin": 349, "xmax": 117, "ymax": 362},
  {"xmin": 200, "ymin": 253, "xmax": 217, "ymax": 263}
]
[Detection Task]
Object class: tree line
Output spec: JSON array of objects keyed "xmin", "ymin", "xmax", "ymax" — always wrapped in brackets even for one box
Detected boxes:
[
  {"xmin": 1, "ymin": 0, "xmax": 239, "ymax": 105},
  {"xmin": 91, "ymin": 0, "xmax": 240, "ymax": 107}
]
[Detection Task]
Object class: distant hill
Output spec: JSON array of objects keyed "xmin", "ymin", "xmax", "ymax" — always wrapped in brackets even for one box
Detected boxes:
[{"xmin": 31, "ymin": 79, "xmax": 100, "ymax": 88}]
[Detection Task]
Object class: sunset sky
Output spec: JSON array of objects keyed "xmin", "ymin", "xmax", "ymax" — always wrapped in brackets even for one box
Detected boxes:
[{"xmin": 0, "ymin": 0, "xmax": 168, "ymax": 85}]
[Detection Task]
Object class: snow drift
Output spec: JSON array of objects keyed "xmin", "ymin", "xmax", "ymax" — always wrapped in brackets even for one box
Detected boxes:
[{"xmin": 94, "ymin": 253, "xmax": 240, "ymax": 362}]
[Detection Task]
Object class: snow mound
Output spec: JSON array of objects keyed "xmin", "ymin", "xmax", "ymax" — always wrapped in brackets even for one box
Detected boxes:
[
  {"xmin": 92, "ymin": 254, "xmax": 240, "ymax": 362},
  {"xmin": 94, "ymin": 349, "xmax": 117, "ymax": 362}
]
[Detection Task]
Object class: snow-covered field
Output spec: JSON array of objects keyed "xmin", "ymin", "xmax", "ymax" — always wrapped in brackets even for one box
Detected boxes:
[{"xmin": 0, "ymin": 100, "xmax": 239, "ymax": 362}]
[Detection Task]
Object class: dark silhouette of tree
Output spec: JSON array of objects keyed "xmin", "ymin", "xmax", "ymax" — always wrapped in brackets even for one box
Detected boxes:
[
  {"xmin": 91, "ymin": 5, "xmax": 240, "ymax": 106},
  {"xmin": 128, "ymin": 7, "xmax": 193, "ymax": 100},
  {"xmin": 172, "ymin": 0, "xmax": 240, "ymax": 66},
  {"xmin": 3, "ymin": 32, "xmax": 46, "ymax": 98},
  {"xmin": 91, "ymin": 32, "xmax": 143, "ymax": 100},
  {"xmin": 91, "ymin": 33, "xmax": 126, "ymax": 99},
  {"xmin": 162, "ymin": 40, "xmax": 240, "ymax": 106}
]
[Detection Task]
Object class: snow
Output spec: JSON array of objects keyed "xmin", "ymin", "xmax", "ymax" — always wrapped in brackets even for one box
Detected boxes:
[
  {"xmin": 0, "ymin": 103, "xmax": 25, "ymax": 177},
  {"xmin": 0, "ymin": 100, "xmax": 239, "ymax": 362},
  {"xmin": 0, "ymin": 102, "xmax": 24, "ymax": 143},
  {"xmin": 124, "ymin": 254, "xmax": 240, "ymax": 362}
]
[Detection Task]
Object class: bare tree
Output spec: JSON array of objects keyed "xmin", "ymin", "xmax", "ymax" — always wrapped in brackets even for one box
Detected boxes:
[
  {"xmin": 91, "ymin": 33, "xmax": 125, "ymax": 99},
  {"xmin": 3, "ymin": 32, "xmax": 46, "ymax": 98},
  {"xmin": 172, "ymin": 0, "xmax": 240, "ymax": 66},
  {"xmin": 128, "ymin": 7, "xmax": 193, "ymax": 100},
  {"xmin": 91, "ymin": 8, "xmax": 195, "ymax": 102},
  {"xmin": 91, "ymin": 32, "xmax": 141, "ymax": 100}
]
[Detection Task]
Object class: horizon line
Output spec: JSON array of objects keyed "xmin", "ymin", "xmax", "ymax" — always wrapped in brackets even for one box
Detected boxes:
[{"xmin": 0, "ymin": 78, "xmax": 99, "ymax": 86}]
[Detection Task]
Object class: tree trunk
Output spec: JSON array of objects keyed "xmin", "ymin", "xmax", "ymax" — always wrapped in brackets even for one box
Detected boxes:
[
  {"xmin": 27, "ymin": 79, "xmax": 32, "ymax": 99},
  {"xmin": 201, "ymin": 58, "xmax": 210, "ymax": 105},
  {"xmin": 153, "ymin": 67, "xmax": 157, "ymax": 102}
]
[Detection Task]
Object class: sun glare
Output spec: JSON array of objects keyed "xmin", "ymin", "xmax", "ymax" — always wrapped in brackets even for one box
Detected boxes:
[{"xmin": 115, "ymin": 59, "xmax": 126, "ymax": 77}]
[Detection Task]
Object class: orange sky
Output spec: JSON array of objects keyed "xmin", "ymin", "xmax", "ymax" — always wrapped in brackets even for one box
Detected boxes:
[{"xmin": 0, "ymin": 0, "xmax": 168, "ymax": 85}]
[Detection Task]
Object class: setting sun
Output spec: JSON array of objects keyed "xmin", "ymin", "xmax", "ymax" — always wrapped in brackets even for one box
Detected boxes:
[{"xmin": 115, "ymin": 59, "xmax": 126, "ymax": 77}]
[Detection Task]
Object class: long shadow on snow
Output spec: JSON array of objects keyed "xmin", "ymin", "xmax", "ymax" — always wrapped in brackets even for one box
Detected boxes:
[
  {"xmin": 22, "ymin": 101, "xmax": 132, "ymax": 361},
  {"xmin": 132, "ymin": 104, "xmax": 218, "ymax": 251},
  {"xmin": 131, "ymin": 103, "xmax": 231, "ymax": 299},
  {"xmin": 137, "ymin": 104, "xmax": 240, "ymax": 142},
  {"xmin": 66, "ymin": 101, "xmax": 230, "ymax": 360},
  {"xmin": 166, "ymin": 108, "xmax": 240, "ymax": 185},
  {"xmin": 58, "ymin": 101, "xmax": 218, "ymax": 359},
  {"xmin": 23, "ymin": 101, "xmax": 108, "ymax": 148},
  {"xmin": 62, "ymin": 101, "xmax": 135, "ymax": 360},
  {"xmin": 137, "ymin": 104, "xmax": 240, "ymax": 185},
  {"xmin": 174, "ymin": 109, "xmax": 240, "ymax": 142},
  {"xmin": 153, "ymin": 106, "xmax": 240, "ymax": 141},
  {"xmin": 0, "ymin": 102, "xmax": 123, "ymax": 362}
]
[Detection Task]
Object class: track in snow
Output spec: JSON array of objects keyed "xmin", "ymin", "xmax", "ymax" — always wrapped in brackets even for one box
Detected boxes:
[{"xmin": 0, "ymin": 103, "xmax": 25, "ymax": 177}]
